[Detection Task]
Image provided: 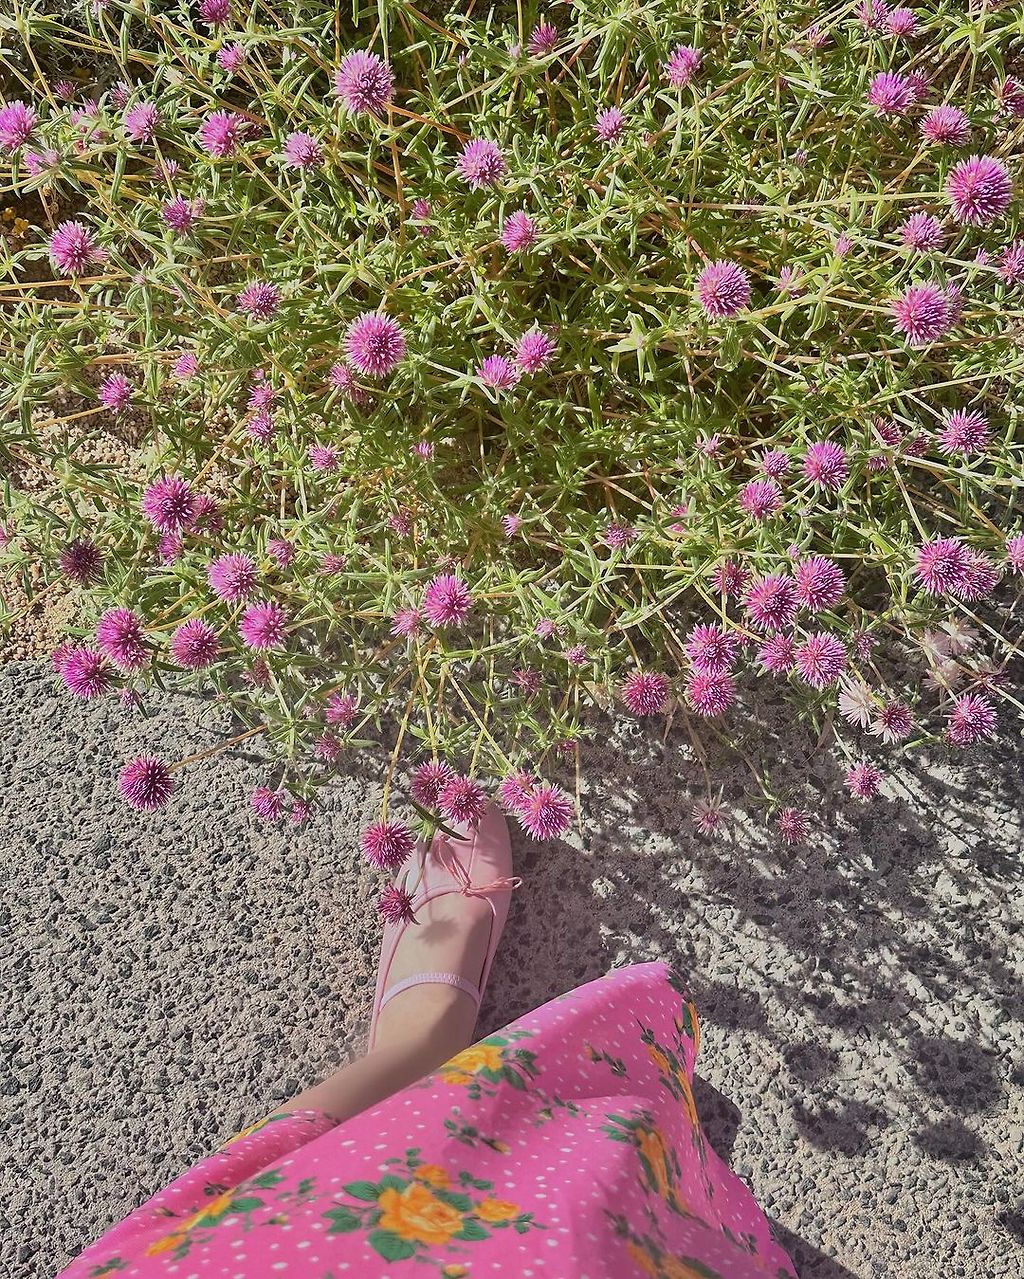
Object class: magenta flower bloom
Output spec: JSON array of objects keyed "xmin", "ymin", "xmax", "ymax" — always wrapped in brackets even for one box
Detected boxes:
[
  {"xmin": 947, "ymin": 693, "xmax": 997, "ymax": 745},
  {"xmin": 757, "ymin": 633, "xmax": 796, "ymax": 673},
  {"xmin": 24, "ymin": 147, "xmax": 61, "ymax": 176},
  {"xmin": 422, "ymin": 573, "xmax": 472, "ymax": 626},
  {"xmin": 199, "ymin": 0, "xmax": 231, "ymax": 27},
  {"xmin": 378, "ymin": 885, "xmax": 417, "ymax": 925},
  {"xmin": 198, "ymin": 110, "xmax": 247, "ymax": 157},
  {"xmin": 61, "ymin": 645, "xmax": 115, "ymax": 698},
  {"xmin": 283, "ymin": 131, "xmax": 323, "ymax": 169},
  {"xmin": 527, "ymin": 22, "xmax": 559, "ymax": 57},
  {"xmin": 685, "ymin": 668, "xmax": 736, "ymax": 717},
  {"xmin": 744, "ymin": 574, "xmax": 798, "ymax": 633},
  {"xmin": 594, "ymin": 107, "xmax": 626, "ymax": 143},
  {"xmin": 334, "ymin": 50, "xmax": 395, "ymax": 114},
  {"xmin": 410, "ymin": 760, "xmax": 456, "ymax": 807},
  {"xmin": 857, "ymin": 0, "xmax": 889, "ymax": 31},
  {"xmin": 995, "ymin": 76, "xmax": 1024, "ymax": 118},
  {"xmin": 239, "ymin": 601, "xmax": 288, "ymax": 649},
  {"xmin": 885, "ymin": 6, "xmax": 916, "ymax": 35},
  {"xmin": 438, "ymin": 775, "xmax": 489, "ymax": 824},
  {"xmin": 685, "ymin": 623, "xmax": 738, "ymax": 673},
  {"xmin": 997, "ymin": 240, "xmax": 1024, "ymax": 284},
  {"xmin": 290, "ymin": 798, "xmax": 311, "ymax": 826},
  {"xmin": 622, "ymin": 671, "xmax": 669, "ymax": 715},
  {"xmin": 477, "ymin": 355, "xmax": 519, "ymax": 390},
  {"xmin": 899, "ymin": 212, "xmax": 945, "ymax": 253},
  {"xmin": 696, "ymin": 260, "xmax": 751, "ymax": 318},
  {"xmin": 846, "ymin": 762, "xmax": 883, "ymax": 800},
  {"xmin": 174, "ymin": 352, "xmax": 199, "ymax": 378},
  {"xmin": 171, "ymin": 619, "xmax": 220, "ymax": 669},
  {"xmin": 237, "ymin": 281, "xmax": 281, "ymax": 321},
  {"xmin": 794, "ymin": 633, "xmax": 846, "ymax": 689},
  {"xmin": 665, "ymin": 44, "xmax": 702, "ymax": 88},
  {"xmin": 891, "ymin": 283, "xmax": 951, "ymax": 346},
  {"xmin": 515, "ymin": 329, "xmax": 556, "ymax": 373},
  {"xmin": 455, "ymin": 138, "xmax": 507, "ymax": 188},
  {"xmin": 0, "ymin": 100, "xmax": 36, "ymax": 150},
  {"xmin": 501, "ymin": 210, "xmax": 538, "ymax": 252},
  {"xmin": 951, "ymin": 548, "xmax": 998, "ymax": 601},
  {"xmin": 162, "ymin": 196, "xmax": 204, "ymax": 233},
  {"xmin": 802, "ymin": 441, "xmax": 849, "ymax": 489},
  {"xmin": 123, "ymin": 102, "xmax": 159, "ymax": 142},
  {"xmin": 867, "ymin": 71, "xmax": 913, "ymax": 116},
  {"xmin": 314, "ymin": 731, "xmax": 342, "ymax": 763},
  {"xmin": 517, "ymin": 783, "xmax": 574, "ymax": 840},
  {"xmin": 325, "ymin": 692, "xmax": 358, "ymax": 726},
  {"xmin": 141, "ymin": 476, "xmax": 197, "ymax": 533},
  {"xmin": 871, "ymin": 699, "xmax": 914, "ymax": 742},
  {"xmin": 759, "ymin": 449, "xmax": 790, "ymax": 478},
  {"xmin": 502, "ymin": 513, "xmax": 522, "ymax": 538},
  {"xmin": 247, "ymin": 410, "xmax": 274, "ymax": 443},
  {"xmin": 97, "ymin": 607, "xmax": 148, "ymax": 672},
  {"xmin": 98, "ymin": 372, "xmax": 133, "ymax": 413},
  {"xmin": 250, "ymin": 786, "xmax": 284, "ymax": 820},
  {"xmin": 59, "ymin": 538, "xmax": 103, "ymax": 585},
  {"xmin": 217, "ymin": 43, "xmax": 246, "ymax": 73},
  {"xmin": 345, "ymin": 311, "xmax": 406, "ymax": 377},
  {"xmin": 912, "ymin": 536, "xmax": 970, "ymax": 594},
  {"xmin": 119, "ymin": 757, "xmax": 174, "ymax": 811},
  {"xmin": 391, "ymin": 607, "xmax": 423, "ymax": 636},
  {"xmin": 48, "ymin": 220, "xmax": 107, "ymax": 276},
  {"xmin": 739, "ymin": 478, "xmax": 783, "ymax": 521},
  {"xmin": 794, "ymin": 556, "xmax": 845, "ymax": 612},
  {"xmin": 602, "ymin": 522, "xmax": 638, "ymax": 551},
  {"xmin": 1006, "ymin": 533, "xmax": 1024, "ymax": 573},
  {"xmin": 938, "ymin": 408, "xmax": 988, "ymax": 455},
  {"xmin": 309, "ymin": 443, "xmax": 340, "ymax": 473},
  {"xmin": 921, "ymin": 105, "xmax": 970, "ymax": 146},
  {"xmin": 497, "ymin": 771, "xmax": 536, "ymax": 813},
  {"xmin": 946, "ymin": 155, "xmax": 1012, "ymax": 226},
  {"xmin": 776, "ymin": 808, "xmax": 809, "ymax": 845}
]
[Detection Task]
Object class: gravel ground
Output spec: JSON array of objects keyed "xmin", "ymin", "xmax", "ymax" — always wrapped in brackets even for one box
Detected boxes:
[{"xmin": 2, "ymin": 659, "xmax": 1022, "ymax": 1278}]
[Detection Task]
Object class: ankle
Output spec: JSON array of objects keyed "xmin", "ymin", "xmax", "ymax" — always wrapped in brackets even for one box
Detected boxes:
[{"xmin": 373, "ymin": 984, "xmax": 478, "ymax": 1060}]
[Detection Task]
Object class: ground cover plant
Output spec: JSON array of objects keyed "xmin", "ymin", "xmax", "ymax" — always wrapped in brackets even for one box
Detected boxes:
[{"xmin": 1, "ymin": 0, "xmax": 1022, "ymax": 915}]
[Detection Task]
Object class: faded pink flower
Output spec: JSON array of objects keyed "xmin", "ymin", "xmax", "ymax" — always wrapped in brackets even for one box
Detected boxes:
[
  {"xmin": 946, "ymin": 692, "xmax": 997, "ymax": 745},
  {"xmin": 594, "ymin": 107, "xmax": 626, "ymax": 143},
  {"xmin": 391, "ymin": 607, "xmax": 423, "ymax": 637},
  {"xmin": 497, "ymin": 771, "xmax": 535, "ymax": 813},
  {"xmin": 997, "ymin": 240, "xmax": 1024, "ymax": 284},
  {"xmin": 846, "ymin": 762, "xmax": 883, "ymax": 799},
  {"xmin": 217, "ymin": 43, "xmax": 246, "ymax": 72},
  {"xmin": 871, "ymin": 699, "xmax": 914, "ymax": 742},
  {"xmin": 283, "ymin": 131, "xmax": 323, "ymax": 169}
]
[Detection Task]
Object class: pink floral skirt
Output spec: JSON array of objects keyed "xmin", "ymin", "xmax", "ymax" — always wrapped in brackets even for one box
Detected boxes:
[{"xmin": 60, "ymin": 963, "xmax": 795, "ymax": 1279}]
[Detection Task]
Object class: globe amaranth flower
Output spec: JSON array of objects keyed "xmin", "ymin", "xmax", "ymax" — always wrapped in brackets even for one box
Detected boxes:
[
  {"xmin": 283, "ymin": 131, "xmax": 323, "ymax": 169},
  {"xmin": 685, "ymin": 623, "xmax": 738, "ymax": 673},
  {"xmin": 159, "ymin": 528, "xmax": 182, "ymax": 562},
  {"xmin": 594, "ymin": 107, "xmax": 626, "ymax": 143},
  {"xmin": 438, "ymin": 775, "xmax": 489, "ymax": 824},
  {"xmin": 49, "ymin": 220, "xmax": 107, "ymax": 276},
  {"xmin": 776, "ymin": 808, "xmax": 809, "ymax": 845},
  {"xmin": 59, "ymin": 538, "xmax": 103, "ymax": 585},
  {"xmin": 744, "ymin": 574, "xmax": 798, "ymax": 633},
  {"xmin": 794, "ymin": 632, "xmax": 846, "ymax": 689},
  {"xmin": 802, "ymin": 441, "xmax": 849, "ymax": 489},
  {"xmin": 871, "ymin": 698, "xmax": 914, "ymax": 742},
  {"xmin": 61, "ymin": 645, "xmax": 115, "ymax": 698},
  {"xmin": 995, "ymin": 76, "xmax": 1024, "ymax": 118},
  {"xmin": 237, "ymin": 281, "xmax": 281, "ymax": 321},
  {"xmin": 846, "ymin": 762, "xmax": 883, "ymax": 800},
  {"xmin": 455, "ymin": 138, "xmax": 507, "ymax": 188},
  {"xmin": 391, "ymin": 606, "xmax": 422, "ymax": 636},
  {"xmin": 758, "ymin": 449, "xmax": 791, "ymax": 478},
  {"xmin": 119, "ymin": 757, "xmax": 174, "ymax": 811},
  {"xmin": 938, "ymin": 408, "xmax": 988, "ymax": 455},
  {"xmin": 345, "ymin": 310, "xmax": 406, "ymax": 377},
  {"xmin": 174, "ymin": 352, "xmax": 199, "ymax": 379},
  {"xmin": 501, "ymin": 513, "xmax": 522, "ymax": 538},
  {"xmin": 314, "ymin": 731, "xmax": 342, "ymax": 763},
  {"xmin": 885, "ymin": 6, "xmax": 916, "ymax": 35},
  {"xmin": 325, "ymin": 692, "xmax": 358, "ymax": 726},
  {"xmin": 123, "ymin": 102, "xmax": 159, "ymax": 142},
  {"xmin": 171, "ymin": 619, "xmax": 220, "ymax": 669},
  {"xmin": 912, "ymin": 536, "xmax": 970, "ymax": 594},
  {"xmin": 946, "ymin": 693, "xmax": 997, "ymax": 745},
  {"xmin": 891, "ymin": 283, "xmax": 950, "ymax": 346},
  {"xmin": 757, "ymin": 633, "xmax": 796, "ymax": 673},
  {"xmin": 410, "ymin": 760, "xmax": 456, "ymax": 807},
  {"xmin": 335, "ymin": 50, "xmax": 394, "ymax": 114},
  {"xmin": 899, "ymin": 212, "xmax": 945, "ymax": 253},
  {"xmin": 515, "ymin": 329, "xmax": 556, "ymax": 373},
  {"xmin": 250, "ymin": 786, "xmax": 284, "ymax": 820},
  {"xmin": 1006, "ymin": 533, "xmax": 1024, "ymax": 573},
  {"xmin": 857, "ymin": 0, "xmax": 889, "ymax": 32},
  {"xmin": 328, "ymin": 361, "xmax": 368, "ymax": 405},
  {"xmin": 997, "ymin": 240, "xmax": 1024, "ymax": 285},
  {"xmin": 603, "ymin": 522, "xmax": 638, "ymax": 550},
  {"xmin": 25, "ymin": 147, "xmax": 61, "ymax": 176},
  {"xmin": 665, "ymin": 45, "xmax": 702, "ymax": 88},
  {"xmin": 867, "ymin": 72, "xmax": 913, "ymax": 115},
  {"xmin": 239, "ymin": 601, "xmax": 288, "ymax": 649},
  {"xmin": 0, "ymin": 100, "xmax": 36, "ymax": 150},
  {"xmin": 97, "ymin": 607, "xmax": 149, "ymax": 672},
  {"xmin": 422, "ymin": 573, "xmax": 472, "ymax": 626},
  {"xmin": 685, "ymin": 669, "xmax": 736, "ymax": 717},
  {"xmin": 950, "ymin": 548, "xmax": 998, "ymax": 601},
  {"xmin": 199, "ymin": 0, "xmax": 231, "ymax": 27},
  {"xmin": 692, "ymin": 797, "xmax": 726, "ymax": 837},
  {"xmin": 198, "ymin": 110, "xmax": 247, "ymax": 157},
  {"xmin": 290, "ymin": 798, "xmax": 311, "ymax": 826},
  {"xmin": 501, "ymin": 210, "xmax": 538, "ymax": 253},
  {"xmin": 98, "ymin": 372, "xmax": 133, "ymax": 413},
  {"xmin": 527, "ymin": 22, "xmax": 559, "ymax": 57},
  {"xmin": 946, "ymin": 155, "xmax": 1013, "ymax": 226},
  {"xmin": 794, "ymin": 556, "xmax": 845, "ymax": 612},
  {"xmin": 477, "ymin": 355, "xmax": 519, "ymax": 390},
  {"xmin": 497, "ymin": 771, "xmax": 535, "ymax": 813},
  {"xmin": 739, "ymin": 478, "xmax": 783, "ymax": 521},
  {"xmin": 162, "ymin": 197, "xmax": 204, "ymax": 233},
  {"xmin": 309, "ymin": 443, "xmax": 340, "ymax": 473},
  {"xmin": 921, "ymin": 105, "xmax": 970, "ymax": 146},
  {"xmin": 217, "ymin": 43, "xmax": 245, "ymax": 72},
  {"xmin": 517, "ymin": 783, "xmax": 574, "ymax": 839},
  {"xmin": 696, "ymin": 260, "xmax": 751, "ymax": 318},
  {"xmin": 621, "ymin": 671, "xmax": 669, "ymax": 715},
  {"xmin": 141, "ymin": 476, "xmax": 197, "ymax": 533},
  {"xmin": 378, "ymin": 885, "xmax": 417, "ymax": 925}
]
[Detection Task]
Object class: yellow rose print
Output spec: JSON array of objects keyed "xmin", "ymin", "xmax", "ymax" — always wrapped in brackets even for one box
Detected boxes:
[
  {"xmin": 444, "ymin": 1042, "xmax": 504, "ymax": 1074},
  {"xmin": 414, "ymin": 1163, "xmax": 450, "ymax": 1188},
  {"xmin": 476, "ymin": 1197, "xmax": 520, "ymax": 1222},
  {"xmin": 144, "ymin": 1231, "xmax": 187, "ymax": 1257},
  {"xmin": 377, "ymin": 1181, "xmax": 464, "ymax": 1246},
  {"xmin": 442, "ymin": 1266, "xmax": 470, "ymax": 1278}
]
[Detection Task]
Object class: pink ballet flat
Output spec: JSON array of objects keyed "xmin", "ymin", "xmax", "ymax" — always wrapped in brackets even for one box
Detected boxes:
[{"xmin": 368, "ymin": 802, "xmax": 520, "ymax": 1050}]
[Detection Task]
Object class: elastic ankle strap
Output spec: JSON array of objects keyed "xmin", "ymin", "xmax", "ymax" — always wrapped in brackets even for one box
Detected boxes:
[{"xmin": 378, "ymin": 971, "xmax": 481, "ymax": 1014}]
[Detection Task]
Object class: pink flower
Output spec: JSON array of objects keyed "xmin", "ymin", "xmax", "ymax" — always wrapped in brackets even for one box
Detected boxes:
[
  {"xmin": 48, "ymin": 220, "xmax": 106, "ymax": 276},
  {"xmin": 410, "ymin": 760, "xmax": 456, "ymax": 807},
  {"xmin": 794, "ymin": 556, "xmax": 845, "ymax": 612},
  {"xmin": 845, "ymin": 762, "xmax": 883, "ymax": 799},
  {"xmin": 776, "ymin": 808, "xmax": 809, "ymax": 845},
  {"xmin": 594, "ymin": 107, "xmax": 626, "ymax": 143},
  {"xmin": 565, "ymin": 644, "xmax": 588, "ymax": 666},
  {"xmin": 891, "ymin": 283, "xmax": 950, "ymax": 346},
  {"xmin": 171, "ymin": 619, "xmax": 219, "ymax": 669},
  {"xmin": 250, "ymin": 786, "xmax": 284, "ymax": 820},
  {"xmin": 802, "ymin": 441, "xmax": 849, "ymax": 489},
  {"xmin": 267, "ymin": 538, "xmax": 293, "ymax": 568},
  {"xmin": 322, "ymin": 692, "xmax": 356, "ymax": 727},
  {"xmin": 938, "ymin": 408, "xmax": 988, "ymax": 455},
  {"xmin": 98, "ymin": 372, "xmax": 133, "ymax": 413},
  {"xmin": 867, "ymin": 71, "xmax": 913, "ymax": 115},
  {"xmin": 950, "ymin": 549, "xmax": 998, "ymax": 601},
  {"xmin": 517, "ymin": 783, "xmax": 574, "ymax": 839},
  {"xmin": 314, "ymin": 731, "xmax": 342, "ymax": 763},
  {"xmin": 1006, "ymin": 533, "xmax": 1024, "ymax": 573},
  {"xmin": 794, "ymin": 633, "xmax": 846, "ymax": 689},
  {"xmin": 899, "ymin": 212, "xmax": 945, "ymax": 252},
  {"xmin": 603, "ymin": 522, "xmax": 638, "ymax": 550},
  {"xmin": 477, "ymin": 355, "xmax": 519, "ymax": 389},
  {"xmin": 757, "ymin": 633, "xmax": 796, "ymax": 673},
  {"xmin": 456, "ymin": 138, "xmax": 507, "ymax": 188},
  {"xmin": 946, "ymin": 693, "xmax": 997, "ymax": 745},
  {"xmin": 515, "ymin": 329, "xmax": 556, "ymax": 373},
  {"xmin": 744, "ymin": 574, "xmax": 798, "ymax": 633},
  {"xmin": 345, "ymin": 311, "xmax": 406, "ymax": 377},
  {"xmin": 685, "ymin": 623, "xmax": 738, "ymax": 673},
  {"xmin": 239, "ymin": 601, "xmax": 288, "ymax": 649},
  {"xmin": 59, "ymin": 538, "xmax": 103, "ymax": 584},
  {"xmin": 24, "ymin": 147, "xmax": 61, "ymax": 176},
  {"xmin": 945, "ymin": 155, "xmax": 1013, "ymax": 226},
  {"xmin": 207, "ymin": 552, "xmax": 257, "ymax": 602},
  {"xmin": 60, "ymin": 645, "xmax": 115, "ymax": 698},
  {"xmin": 410, "ymin": 197, "xmax": 432, "ymax": 230},
  {"xmin": 97, "ymin": 607, "xmax": 148, "ymax": 672},
  {"xmin": 141, "ymin": 476, "xmax": 196, "ymax": 533},
  {"xmin": 497, "ymin": 771, "xmax": 535, "ymax": 813},
  {"xmin": 198, "ymin": 110, "xmax": 246, "ymax": 157},
  {"xmin": 290, "ymin": 798, "xmax": 311, "ymax": 825},
  {"xmin": 502, "ymin": 513, "xmax": 522, "ymax": 538},
  {"xmin": 759, "ymin": 449, "xmax": 790, "ymax": 477},
  {"xmin": 685, "ymin": 669, "xmax": 736, "ymax": 716},
  {"xmin": 199, "ymin": 0, "xmax": 231, "ymax": 27},
  {"xmin": 174, "ymin": 352, "xmax": 199, "ymax": 378},
  {"xmin": 527, "ymin": 22, "xmax": 559, "ymax": 57},
  {"xmin": 995, "ymin": 76, "xmax": 1024, "ymax": 118},
  {"xmin": 0, "ymin": 100, "xmax": 36, "ymax": 150},
  {"xmin": 308, "ymin": 443, "xmax": 340, "ymax": 473},
  {"xmin": 885, "ymin": 6, "xmax": 916, "ymax": 35},
  {"xmin": 378, "ymin": 885, "xmax": 417, "ymax": 925},
  {"xmin": 692, "ymin": 797, "xmax": 726, "ymax": 837},
  {"xmin": 422, "ymin": 574, "xmax": 472, "ymax": 627},
  {"xmin": 328, "ymin": 361, "xmax": 368, "ymax": 404},
  {"xmin": 913, "ymin": 536, "xmax": 970, "ymax": 594},
  {"xmin": 665, "ymin": 45, "xmax": 702, "ymax": 89},
  {"xmin": 870, "ymin": 699, "xmax": 914, "ymax": 742},
  {"xmin": 123, "ymin": 102, "xmax": 159, "ymax": 142},
  {"xmin": 391, "ymin": 607, "xmax": 422, "ymax": 636},
  {"xmin": 217, "ymin": 43, "xmax": 246, "ymax": 72},
  {"xmin": 921, "ymin": 104, "xmax": 970, "ymax": 146},
  {"xmin": 696, "ymin": 260, "xmax": 751, "ymax": 318},
  {"xmin": 119, "ymin": 757, "xmax": 174, "ymax": 810},
  {"xmin": 335, "ymin": 50, "xmax": 394, "ymax": 114},
  {"xmin": 838, "ymin": 677, "xmax": 875, "ymax": 728},
  {"xmin": 858, "ymin": 1, "xmax": 890, "ymax": 32},
  {"xmin": 622, "ymin": 671, "xmax": 669, "ymax": 715},
  {"xmin": 283, "ymin": 131, "xmax": 323, "ymax": 169},
  {"xmin": 739, "ymin": 478, "xmax": 783, "ymax": 520},
  {"xmin": 501, "ymin": 210, "xmax": 538, "ymax": 252},
  {"xmin": 438, "ymin": 775, "xmax": 488, "ymax": 824},
  {"xmin": 237, "ymin": 281, "xmax": 281, "ymax": 321},
  {"xmin": 162, "ymin": 197, "xmax": 204, "ymax": 233},
  {"xmin": 997, "ymin": 240, "xmax": 1024, "ymax": 284},
  {"xmin": 713, "ymin": 561, "xmax": 749, "ymax": 597}
]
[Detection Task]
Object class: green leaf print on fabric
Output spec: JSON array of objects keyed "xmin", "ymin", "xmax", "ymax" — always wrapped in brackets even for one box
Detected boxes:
[
  {"xmin": 367, "ymin": 1229, "xmax": 418, "ymax": 1261},
  {"xmin": 343, "ymin": 1180, "xmax": 382, "ymax": 1202},
  {"xmin": 323, "ymin": 1207, "xmax": 362, "ymax": 1235}
]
